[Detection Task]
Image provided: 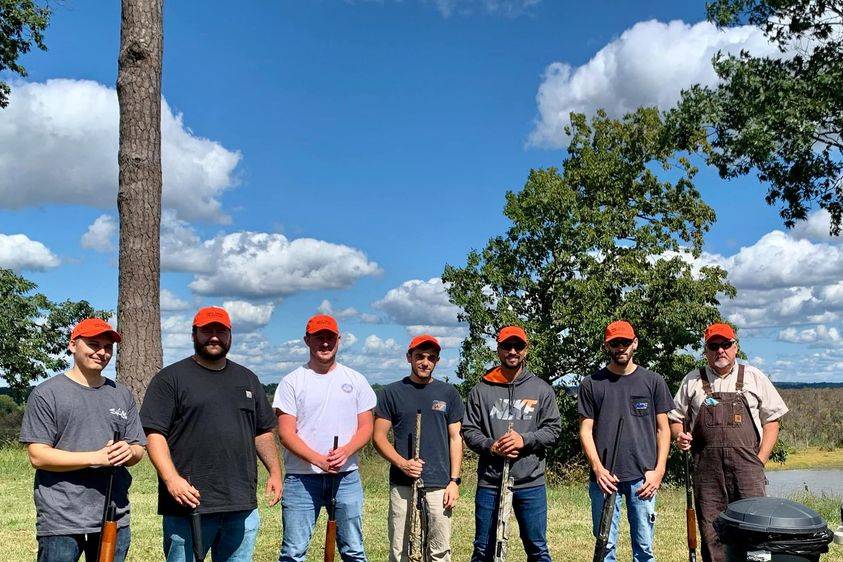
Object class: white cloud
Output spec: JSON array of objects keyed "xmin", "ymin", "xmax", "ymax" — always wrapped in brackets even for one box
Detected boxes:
[
  {"xmin": 160, "ymin": 289, "xmax": 190, "ymax": 312},
  {"xmin": 0, "ymin": 79, "xmax": 241, "ymax": 222},
  {"xmin": 318, "ymin": 299, "xmax": 360, "ymax": 319},
  {"xmin": 188, "ymin": 232, "xmax": 381, "ymax": 298},
  {"xmin": 223, "ymin": 300, "xmax": 275, "ymax": 332},
  {"xmin": 158, "ymin": 213, "xmax": 381, "ymax": 298},
  {"xmin": 0, "ymin": 233, "xmax": 60, "ymax": 271},
  {"xmin": 528, "ymin": 19, "xmax": 779, "ymax": 148},
  {"xmin": 343, "ymin": 332, "xmax": 358, "ymax": 347},
  {"xmin": 778, "ymin": 325, "xmax": 842, "ymax": 344},
  {"xmin": 362, "ymin": 334, "xmax": 402, "ymax": 356},
  {"xmin": 81, "ymin": 214, "xmax": 117, "ymax": 252},
  {"xmin": 374, "ymin": 278, "xmax": 462, "ymax": 326}
]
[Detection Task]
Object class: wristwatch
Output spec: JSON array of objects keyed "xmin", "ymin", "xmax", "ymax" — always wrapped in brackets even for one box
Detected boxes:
[{"xmin": 449, "ymin": 477, "xmax": 462, "ymax": 485}]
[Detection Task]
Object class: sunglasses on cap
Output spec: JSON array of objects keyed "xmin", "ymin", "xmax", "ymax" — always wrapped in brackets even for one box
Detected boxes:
[
  {"xmin": 706, "ymin": 340, "xmax": 736, "ymax": 351},
  {"xmin": 607, "ymin": 338, "xmax": 634, "ymax": 349},
  {"xmin": 498, "ymin": 340, "xmax": 527, "ymax": 352}
]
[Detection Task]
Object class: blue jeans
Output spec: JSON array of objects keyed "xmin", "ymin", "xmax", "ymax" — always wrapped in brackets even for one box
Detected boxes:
[
  {"xmin": 279, "ymin": 471, "xmax": 367, "ymax": 562},
  {"xmin": 163, "ymin": 508, "xmax": 260, "ymax": 562},
  {"xmin": 589, "ymin": 479, "xmax": 656, "ymax": 562},
  {"xmin": 471, "ymin": 484, "xmax": 551, "ymax": 562},
  {"xmin": 37, "ymin": 525, "xmax": 131, "ymax": 562}
]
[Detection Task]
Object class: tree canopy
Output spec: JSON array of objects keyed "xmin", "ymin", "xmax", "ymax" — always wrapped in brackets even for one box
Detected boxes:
[
  {"xmin": 443, "ymin": 108, "xmax": 735, "ymax": 465},
  {"xmin": 0, "ymin": 268, "xmax": 109, "ymax": 402},
  {"xmin": 672, "ymin": 0, "xmax": 843, "ymax": 231},
  {"xmin": 0, "ymin": 0, "xmax": 50, "ymax": 108}
]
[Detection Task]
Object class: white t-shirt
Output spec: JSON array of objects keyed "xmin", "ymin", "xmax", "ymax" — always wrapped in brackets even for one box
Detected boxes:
[{"xmin": 273, "ymin": 363, "xmax": 377, "ymax": 474}]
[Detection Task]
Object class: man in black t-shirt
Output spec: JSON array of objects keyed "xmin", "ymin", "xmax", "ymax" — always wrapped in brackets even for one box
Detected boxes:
[
  {"xmin": 140, "ymin": 306, "xmax": 281, "ymax": 562},
  {"xmin": 373, "ymin": 335, "xmax": 465, "ymax": 562},
  {"xmin": 577, "ymin": 321, "xmax": 674, "ymax": 562}
]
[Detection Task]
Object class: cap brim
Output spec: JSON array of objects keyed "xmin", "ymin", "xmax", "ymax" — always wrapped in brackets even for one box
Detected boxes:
[{"xmin": 77, "ymin": 329, "xmax": 122, "ymax": 343}]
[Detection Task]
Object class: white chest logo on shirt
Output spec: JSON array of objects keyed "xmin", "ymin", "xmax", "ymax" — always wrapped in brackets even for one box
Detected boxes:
[
  {"xmin": 109, "ymin": 408, "xmax": 128, "ymax": 420},
  {"xmin": 245, "ymin": 390, "xmax": 253, "ymax": 399},
  {"xmin": 341, "ymin": 383, "xmax": 353, "ymax": 393},
  {"xmin": 432, "ymin": 400, "xmax": 447, "ymax": 412}
]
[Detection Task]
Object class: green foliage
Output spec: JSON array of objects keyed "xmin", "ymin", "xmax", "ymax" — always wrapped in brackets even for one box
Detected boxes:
[
  {"xmin": 0, "ymin": 268, "xmax": 110, "ymax": 403},
  {"xmin": 0, "ymin": 0, "xmax": 50, "ymax": 108},
  {"xmin": 671, "ymin": 0, "xmax": 843, "ymax": 231},
  {"xmin": 443, "ymin": 108, "xmax": 735, "ymax": 471}
]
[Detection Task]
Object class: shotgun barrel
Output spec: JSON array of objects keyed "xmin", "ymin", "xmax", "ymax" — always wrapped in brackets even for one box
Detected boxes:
[
  {"xmin": 592, "ymin": 418, "xmax": 624, "ymax": 562},
  {"xmin": 407, "ymin": 410, "xmax": 429, "ymax": 562},
  {"xmin": 324, "ymin": 435, "xmax": 339, "ymax": 562}
]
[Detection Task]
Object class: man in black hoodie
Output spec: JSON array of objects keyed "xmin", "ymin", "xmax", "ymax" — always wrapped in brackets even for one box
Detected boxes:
[{"xmin": 462, "ymin": 326, "xmax": 562, "ymax": 562}]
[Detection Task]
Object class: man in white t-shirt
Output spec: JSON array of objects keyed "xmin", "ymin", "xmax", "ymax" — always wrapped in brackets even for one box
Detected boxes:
[{"xmin": 273, "ymin": 314, "xmax": 377, "ymax": 562}]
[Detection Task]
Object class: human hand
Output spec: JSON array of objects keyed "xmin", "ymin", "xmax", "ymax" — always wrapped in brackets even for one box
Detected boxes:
[
  {"xmin": 443, "ymin": 481, "xmax": 459, "ymax": 509},
  {"xmin": 496, "ymin": 431, "xmax": 524, "ymax": 458},
  {"xmin": 675, "ymin": 431, "xmax": 692, "ymax": 451},
  {"xmin": 265, "ymin": 473, "xmax": 282, "ymax": 506},
  {"xmin": 106, "ymin": 440, "xmax": 133, "ymax": 467},
  {"xmin": 400, "ymin": 457, "xmax": 425, "ymax": 479},
  {"xmin": 636, "ymin": 469, "xmax": 663, "ymax": 499},
  {"xmin": 327, "ymin": 444, "xmax": 350, "ymax": 471},
  {"xmin": 594, "ymin": 464, "xmax": 619, "ymax": 494},
  {"xmin": 164, "ymin": 474, "xmax": 201, "ymax": 509}
]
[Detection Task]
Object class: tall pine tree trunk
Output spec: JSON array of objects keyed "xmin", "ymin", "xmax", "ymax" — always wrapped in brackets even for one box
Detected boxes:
[{"xmin": 116, "ymin": 0, "xmax": 163, "ymax": 404}]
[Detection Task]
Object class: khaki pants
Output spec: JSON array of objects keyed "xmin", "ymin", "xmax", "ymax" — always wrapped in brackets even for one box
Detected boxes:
[{"xmin": 389, "ymin": 485, "xmax": 452, "ymax": 562}]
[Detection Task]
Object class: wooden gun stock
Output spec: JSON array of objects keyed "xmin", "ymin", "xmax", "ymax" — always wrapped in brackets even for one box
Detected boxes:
[
  {"xmin": 324, "ymin": 520, "xmax": 337, "ymax": 562},
  {"xmin": 683, "ymin": 419, "xmax": 698, "ymax": 562},
  {"xmin": 97, "ymin": 503, "xmax": 117, "ymax": 562},
  {"xmin": 687, "ymin": 508, "xmax": 698, "ymax": 551}
]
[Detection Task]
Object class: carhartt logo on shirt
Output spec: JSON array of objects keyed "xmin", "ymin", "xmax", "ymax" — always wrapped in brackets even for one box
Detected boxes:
[
  {"xmin": 432, "ymin": 400, "xmax": 447, "ymax": 412},
  {"xmin": 109, "ymin": 408, "xmax": 128, "ymax": 420},
  {"xmin": 341, "ymin": 383, "xmax": 353, "ymax": 393},
  {"xmin": 245, "ymin": 390, "xmax": 253, "ymax": 399}
]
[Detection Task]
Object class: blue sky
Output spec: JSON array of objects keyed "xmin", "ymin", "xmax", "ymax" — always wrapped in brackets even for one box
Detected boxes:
[{"xmin": 2, "ymin": 0, "xmax": 841, "ymax": 384}]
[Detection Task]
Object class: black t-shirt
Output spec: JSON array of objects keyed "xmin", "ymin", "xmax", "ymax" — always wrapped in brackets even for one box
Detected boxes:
[
  {"xmin": 374, "ymin": 377, "xmax": 465, "ymax": 488},
  {"xmin": 577, "ymin": 366, "xmax": 675, "ymax": 482},
  {"xmin": 139, "ymin": 357, "xmax": 276, "ymax": 515}
]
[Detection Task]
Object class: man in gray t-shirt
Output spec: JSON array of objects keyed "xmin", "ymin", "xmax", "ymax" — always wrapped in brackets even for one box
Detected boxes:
[{"xmin": 19, "ymin": 318, "xmax": 146, "ymax": 562}]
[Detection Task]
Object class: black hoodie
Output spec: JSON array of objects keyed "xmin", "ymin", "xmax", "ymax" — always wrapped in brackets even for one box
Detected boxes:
[{"xmin": 461, "ymin": 367, "xmax": 562, "ymax": 489}]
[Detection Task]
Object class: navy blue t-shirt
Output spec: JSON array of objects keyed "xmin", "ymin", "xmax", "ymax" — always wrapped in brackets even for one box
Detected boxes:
[
  {"xmin": 374, "ymin": 377, "xmax": 465, "ymax": 488},
  {"xmin": 577, "ymin": 366, "xmax": 674, "ymax": 482}
]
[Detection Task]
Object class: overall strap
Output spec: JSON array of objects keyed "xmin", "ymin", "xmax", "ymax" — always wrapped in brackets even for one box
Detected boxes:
[
  {"xmin": 736, "ymin": 364, "xmax": 745, "ymax": 392},
  {"xmin": 699, "ymin": 367, "xmax": 712, "ymax": 395}
]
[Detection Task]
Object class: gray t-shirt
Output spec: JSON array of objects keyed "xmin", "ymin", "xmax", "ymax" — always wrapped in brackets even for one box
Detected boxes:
[{"xmin": 19, "ymin": 374, "xmax": 147, "ymax": 536}]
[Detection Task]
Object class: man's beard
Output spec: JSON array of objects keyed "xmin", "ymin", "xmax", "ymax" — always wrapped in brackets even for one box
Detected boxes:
[
  {"xmin": 610, "ymin": 351, "xmax": 631, "ymax": 367},
  {"xmin": 194, "ymin": 340, "xmax": 230, "ymax": 361}
]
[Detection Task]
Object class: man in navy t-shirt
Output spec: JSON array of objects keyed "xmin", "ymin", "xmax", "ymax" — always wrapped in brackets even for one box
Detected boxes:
[
  {"xmin": 577, "ymin": 321, "xmax": 674, "ymax": 562},
  {"xmin": 373, "ymin": 335, "xmax": 465, "ymax": 562}
]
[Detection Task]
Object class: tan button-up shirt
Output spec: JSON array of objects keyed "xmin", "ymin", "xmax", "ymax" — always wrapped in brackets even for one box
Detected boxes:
[{"xmin": 668, "ymin": 362, "xmax": 789, "ymax": 440}]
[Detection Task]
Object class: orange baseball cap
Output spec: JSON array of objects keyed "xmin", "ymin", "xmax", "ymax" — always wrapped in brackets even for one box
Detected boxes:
[
  {"xmin": 408, "ymin": 334, "xmax": 440, "ymax": 351},
  {"xmin": 71, "ymin": 318, "xmax": 122, "ymax": 343},
  {"xmin": 306, "ymin": 314, "xmax": 339, "ymax": 335},
  {"xmin": 193, "ymin": 306, "xmax": 231, "ymax": 329},
  {"xmin": 704, "ymin": 323, "xmax": 736, "ymax": 342},
  {"xmin": 604, "ymin": 320, "xmax": 635, "ymax": 342},
  {"xmin": 497, "ymin": 325, "xmax": 528, "ymax": 343}
]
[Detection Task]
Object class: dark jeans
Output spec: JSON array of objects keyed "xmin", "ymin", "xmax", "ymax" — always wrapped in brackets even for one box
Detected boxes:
[
  {"xmin": 471, "ymin": 484, "xmax": 551, "ymax": 562},
  {"xmin": 37, "ymin": 526, "xmax": 131, "ymax": 562}
]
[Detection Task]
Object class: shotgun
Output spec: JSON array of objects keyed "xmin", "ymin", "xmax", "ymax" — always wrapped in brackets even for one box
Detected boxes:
[
  {"xmin": 97, "ymin": 430, "xmax": 120, "ymax": 562},
  {"xmin": 407, "ymin": 410, "xmax": 430, "ymax": 562},
  {"xmin": 592, "ymin": 418, "xmax": 624, "ymax": 562},
  {"xmin": 493, "ymin": 422, "xmax": 515, "ymax": 562},
  {"xmin": 324, "ymin": 435, "xmax": 339, "ymax": 562},
  {"xmin": 187, "ymin": 476, "xmax": 205, "ymax": 562},
  {"xmin": 683, "ymin": 419, "xmax": 698, "ymax": 562}
]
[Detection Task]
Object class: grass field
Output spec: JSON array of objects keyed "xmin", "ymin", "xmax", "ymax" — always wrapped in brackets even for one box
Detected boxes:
[
  {"xmin": 1, "ymin": 446, "xmax": 841, "ymax": 561},
  {"xmin": 768, "ymin": 447, "xmax": 843, "ymax": 471}
]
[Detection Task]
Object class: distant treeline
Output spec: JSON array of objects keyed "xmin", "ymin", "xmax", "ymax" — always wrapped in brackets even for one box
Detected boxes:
[{"xmin": 778, "ymin": 388, "xmax": 843, "ymax": 451}]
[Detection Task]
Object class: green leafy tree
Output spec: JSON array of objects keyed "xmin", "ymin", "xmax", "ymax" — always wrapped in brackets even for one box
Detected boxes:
[
  {"xmin": 671, "ymin": 0, "xmax": 843, "ymax": 231},
  {"xmin": 0, "ymin": 0, "xmax": 50, "ymax": 108},
  {"xmin": 0, "ymin": 268, "xmax": 109, "ymax": 403},
  {"xmin": 443, "ymin": 108, "xmax": 735, "ymax": 468}
]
